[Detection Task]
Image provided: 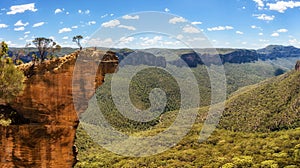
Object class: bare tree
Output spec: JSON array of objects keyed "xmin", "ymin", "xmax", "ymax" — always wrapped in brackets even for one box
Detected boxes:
[
  {"xmin": 32, "ymin": 37, "xmax": 57, "ymax": 62},
  {"xmin": 72, "ymin": 35, "xmax": 83, "ymax": 50}
]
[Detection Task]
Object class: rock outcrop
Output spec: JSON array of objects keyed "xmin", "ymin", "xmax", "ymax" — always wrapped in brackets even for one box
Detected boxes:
[
  {"xmin": 0, "ymin": 50, "xmax": 118, "ymax": 168},
  {"xmin": 295, "ymin": 60, "xmax": 300, "ymax": 71}
]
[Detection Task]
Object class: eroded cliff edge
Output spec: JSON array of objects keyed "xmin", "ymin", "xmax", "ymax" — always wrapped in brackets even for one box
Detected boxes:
[{"xmin": 0, "ymin": 50, "xmax": 118, "ymax": 168}]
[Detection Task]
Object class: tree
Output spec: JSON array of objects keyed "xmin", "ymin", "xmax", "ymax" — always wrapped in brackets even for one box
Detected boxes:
[
  {"xmin": 73, "ymin": 35, "xmax": 83, "ymax": 50},
  {"xmin": 32, "ymin": 37, "xmax": 57, "ymax": 62},
  {"xmin": 0, "ymin": 42, "xmax": 25, "ymax": 103},
  {"xmin": 0, "ymin": 41, "xmax": 9, "ymax": 59}
]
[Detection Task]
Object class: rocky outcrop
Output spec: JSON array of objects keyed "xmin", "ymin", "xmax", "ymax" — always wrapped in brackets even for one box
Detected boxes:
[
  {"xmin": 0, "ymin": 50, "xmax": 118, "ymax": 168},
  {"xmin": 295, "ymin": 60, "xmax": 300, "ymax": 71}
]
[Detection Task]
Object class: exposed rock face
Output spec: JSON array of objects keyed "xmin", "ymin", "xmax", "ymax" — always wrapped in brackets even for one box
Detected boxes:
[
  {"xmin": 295, "ymin": 60, "xmax": 300, "ymax": 71},
  {"xmin": 0, "ymin": 50, "xmax": 118, "ymax": 168}
]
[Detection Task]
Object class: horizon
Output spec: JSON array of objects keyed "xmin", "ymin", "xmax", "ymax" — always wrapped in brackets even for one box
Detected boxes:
[{"xmin": 0, "ymin": 0, "xmax": 300, "ymax": 49}]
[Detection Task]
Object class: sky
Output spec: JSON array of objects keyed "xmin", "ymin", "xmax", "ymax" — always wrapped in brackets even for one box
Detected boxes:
[{"xmin": 0, "ymin": 0, "xmax": 300, "ymax": 49}]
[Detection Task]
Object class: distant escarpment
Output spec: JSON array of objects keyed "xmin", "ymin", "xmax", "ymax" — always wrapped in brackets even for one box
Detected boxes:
[
  {"xmin": 0, "ymin": 49, "xmax": 118, "ymax": 168},
  {"xmin": 168, "ymin": 45, "xmax": 300, "ymax": 67}
]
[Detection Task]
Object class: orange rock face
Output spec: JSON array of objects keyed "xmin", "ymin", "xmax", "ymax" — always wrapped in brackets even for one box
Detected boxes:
[
  {"xmin": 295, "ymin": 60, "xmax": 300, "ymax": 71},
  {"xmin": 0, "ymin": 50, "xmax": 118, "ymax": 168}
]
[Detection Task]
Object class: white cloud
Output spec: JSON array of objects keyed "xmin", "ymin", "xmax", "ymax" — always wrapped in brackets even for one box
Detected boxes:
[
  {"xmin": 14, "ymin": 27, "xmax": 25, "ymax": 31},
  {"xmin": 62, "ymin": 36, "xmax": 69, "ymax": 40},
  {"xmin": 7, "ymin": 3, "xmax": 37, "ymax": 15},
  {"xmin": 267, "ymin": 1, "xmax": 300, "ymax": 13},
  {"xmin": 236, "ymin": 31, "xmax": 244, "ymax": 35},
  {"xmin": 87, "ymin": 38, "xmax": 113, "ymax": 47},
  {"xmin": 251, "ymin": 25, "xmax": 263, "ymax": 30},
  {"xmin": 78, "ymin": 9, "xmax": 90, "ymax": 14},
  {"xmin": 253, "ymin": 14, "xmax": 275, "ymax": 21},
  {"xmin": 58, "ymin": 27, "xmax": 72, "ymax": 33},
  {"xmin": 277, "ymin": 28, "xmax": 288, "ymax": 33},
  {"xmin": 118, "ymin": 25, "xmax": 136, "ymax": 31},
  {"xmin": 176, "ymin": 34, "xmax": 184, "ymax": 40},
  {"xmin": 140, "ymin": 36, "xmax": 162, "ymax": 46},
  {"xmin": 0, "ymin": 24, "xmax": 8, "ymax": 28},
  {"xmin": 72, "ymin": 25, "xmax": 78, "ymax": 29},
  {"xmin": 122, "ymin": 15, "xmax": 139, "ymax": 20},
  {"xmin": 119, "ymin": 36, "xmax": 135, "ymax": 44},
  {"xmin": 207, "ymin": 26, "xmax": 234, "ymax": 31},
  {"xmin": 54, "ymin": 8, "xmax": 63, "ymax": 14},
  {"xmin": 88, "ymin": 21, "xmax": 96, "ymax": 25},
  {"xmin": 24, "ymin": 31, "xmax": 30, "ymax": 34},
  {"xmin": 164, "ymin": 8, "xmax": 170, "ymax": 12},
  {"xmin": 169, "ymin": 17, "xmax": 187, "ymax": 24},
  {"xmin": 259, "ymin": 32, "xmax": 263, "ymax": 36},
  {"xmin": 101, "ymin": 14, "xmax": 108, "ymax": 18},
  {"xmin": 253, "ymin": 0, "xmax": 264, "ymax": 9},
  {"xmin": 101, "ymin": 19, "xmax": 120, "ymax": 28},
  {"xmin": 14, "ymin": 20, "xmax": 29, "ymax": 26},
  {"xmin": 191, "ymin": 21, "xmax": 202, "ymax": 25},
  {"xmin": 271, "ymin": 32, "xmax": 279, "ymax": 37},
  {"xmin": 183, "ymin": 25, "xmax": 201, "ymax": 33},
  {"xmin": 32, "ymin": 22, "xmax": 45, "ymax": 27}
]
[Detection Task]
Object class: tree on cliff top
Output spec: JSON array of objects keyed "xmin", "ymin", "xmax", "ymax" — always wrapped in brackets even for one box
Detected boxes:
[
  {"xmin": 32, "ymin": 37, "xmax": 58, "ymax": 62},
  {"xmin": 73, "ymin": 35, "xmax": 83, "ymax": 50},
  {"xmin": 0, "ymin": 41, "xmax": 9, "ymax": 59},
  {"xmin": 0, "ymin": 42, "xmax": 25, "ymax": 103}
]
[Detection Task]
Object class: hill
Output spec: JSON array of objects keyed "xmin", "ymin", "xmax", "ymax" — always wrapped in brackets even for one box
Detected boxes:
[{"xmin": 220, "ymin": 70, "xmax": 300, "ymax": 132}]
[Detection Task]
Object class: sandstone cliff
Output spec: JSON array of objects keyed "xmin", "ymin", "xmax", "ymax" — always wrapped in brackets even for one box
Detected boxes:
[{"xmin": 0, "ymin": 50, "xmax": 118, "ymax": 168}]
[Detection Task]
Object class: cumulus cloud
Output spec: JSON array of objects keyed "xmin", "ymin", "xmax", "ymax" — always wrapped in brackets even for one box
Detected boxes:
[
  {"xmin": 253, "ymin": 0, "xmax": 264, "ymax": 9},
  {"xmin": 58, "ymin": 27, "xmax": 72, "ymax": 33},
  {"xmin": 140, "ymin": 36, "xmax": 162, "ymax": 46},
  {"xmin": 253, "ymin": 14, "xmax": 275, "ymax": 21},
  {"xmin": 267, "ymin": 1, "xmax": 300, "ymax": 13},
  {"xmin": 119, "ymin": 36, "xmax": 135, "ymax": 44},
  {"xmin": 88, "ymin": 21, "xmax": 96, "ymax": 25},
  {"xmin": 101, "ymin": 19, "xmax": 120, "ymax": 28},
  {"xmin": 277, "ymin": 28, "xmax": 288, "ymax": 33},
  {"xmin": 176, "ymin": 34, "xmax": 184, "ymax": 40},
  {"xmin": 101, "ymin": 14, "xmax": 108, "ymax": 18},
  {"xmin": 14, "ymin": 27, "xmax": 25, "ymax": 31},
  {"xmin": 14, "ymin": 20, "xmax": 29, "ymax": 26},
  {"xmin": 259, "ymin": 32, "xmax": 263, "ymax": 36},
  {"xmin": 164, "ymin": 8, "xmax": 170, "ymax": 12},
  {"xmin": 7, "ymin": 3, "xmax": 37, "ymax": 15},
  {"xmin": 251, "ymin": 25, "xmax": 263, "ymax": 30},
  {"xmin": 207, "ymin": 26, "xmax": 234, "ymax": 31},
  {"xmin": 72, "ymin": 25, "xmax": 78, "ymax": 29},
  {"xmin": 271, "ymin": 32, "xmax": 279, "ymax": 37},
  {"xmin": 24, "ymin": 31, "xmax": 30, "ymax": 34},
  {"xmin": 62, "ymin": 36, "xmax": 69, "ymax": 40},
  {"xmin": 32, "ymin": 22, "xmax": 45, "ymax": 27},
  {"xmin": 183, "ymin": 25, "xmax": 201, "ymax": 33},
  {"xmin": 122, "ymin": 15, "xmax": 139, "ymax": 20},
  {"xmin": 118, "ymin": 25, "xmax": 136, "ymax": 31},
  {"xmin": 236, "ymin": 31, "xmax": 244, "ymax": 35},
  {"xmin": 0, "ymin": 24, "xmax": 8, "ymax": 28},
  {"xmin": 169, "ymin": 17, "xmax": 187, "ymax": 24},
  {"xmin": 191, "ymin": 21, "xmax": 202, "ymax": 25},
  {"xmin": 54, "ymin": 8, "xmax": 63, "ymax": 14},
  {"xmin": 78, "ymin": 9, "xmax": 90, "ymax": 14},
  {"xmin": 87, "ymin": 38, "xmax": 113, "ymax": 47}
]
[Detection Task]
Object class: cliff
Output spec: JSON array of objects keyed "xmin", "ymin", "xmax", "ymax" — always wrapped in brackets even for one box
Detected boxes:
[{"xmin": 0, "ymin": 50, "xmax": 118, "ymax": 168}]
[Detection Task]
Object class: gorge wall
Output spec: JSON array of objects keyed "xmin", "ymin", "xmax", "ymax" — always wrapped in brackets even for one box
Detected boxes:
[{"xmin": 0, "ymin": 50, "xmax": 118, "ymax": 168}]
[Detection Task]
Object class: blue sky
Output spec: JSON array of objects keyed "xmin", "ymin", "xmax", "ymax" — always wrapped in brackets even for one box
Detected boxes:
[{"xmin": 0, "ymin": 0, "xmax": 300, "ymax": 49}]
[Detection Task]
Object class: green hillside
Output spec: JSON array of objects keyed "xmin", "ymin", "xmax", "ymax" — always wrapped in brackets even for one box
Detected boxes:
[
  {"xmin": 75, "ymin": 64, "xmax": 300, "ymax": 167},
  {"xmin": 220, "ymin": 70, "xmax": 300, "ymax": 132}
]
